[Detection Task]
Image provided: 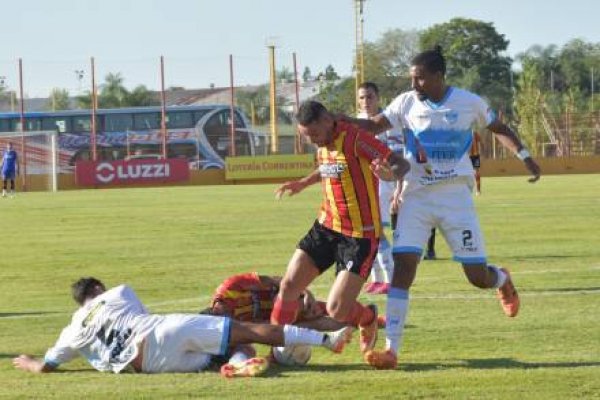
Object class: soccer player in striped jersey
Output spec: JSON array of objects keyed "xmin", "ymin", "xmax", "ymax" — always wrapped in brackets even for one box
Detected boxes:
[
  {"xmin": 1, "ymin": 142, "xmax": 19, "ymax": 198},
  {"xmin": 208, "ymin": 272, "xmax": 372, "ymax": 331},
  {"xmin": 339, "ymin": 47, "xmax": 540, "ymax": 369},
  {"xmin": 13, "ymin": 277, "xmax": 353, "ymax": 378},
  {"xmin": 272, "ymin": 101, "xmax": 409, "ymax": 357}
]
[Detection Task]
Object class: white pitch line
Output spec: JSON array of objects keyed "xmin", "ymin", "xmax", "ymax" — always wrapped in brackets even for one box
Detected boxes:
[{"xmin": 3, "ymin": 288, "xmax": 599, "ymax": 321}]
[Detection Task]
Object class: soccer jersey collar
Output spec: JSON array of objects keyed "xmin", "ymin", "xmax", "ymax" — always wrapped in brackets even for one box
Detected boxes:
[{"xmin": 424, "ymin": 86, "xmax": 454, "ymax": 109}]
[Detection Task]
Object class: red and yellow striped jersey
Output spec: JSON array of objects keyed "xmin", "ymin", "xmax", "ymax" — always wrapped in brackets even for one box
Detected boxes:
[
  {"xmin": 317, "ymin": 121, "xmax": 392, "ymax": 238},
  {"xmin": 211, "ymin": 272, "xmax": 277, "ymax": 322}
]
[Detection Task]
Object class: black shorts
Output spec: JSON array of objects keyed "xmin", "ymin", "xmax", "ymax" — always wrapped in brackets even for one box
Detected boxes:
[
  {"xmin": 470, "ymin": 155, "xmax": 481, "ymax": 169},
  {"xmin": 298, "ymin": 221, "xmax": 379, "ymax": 279}
]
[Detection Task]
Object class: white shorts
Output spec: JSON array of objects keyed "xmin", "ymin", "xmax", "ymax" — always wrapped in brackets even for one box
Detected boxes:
[
  {"xmin": 392, "ymin": 183, "xmax": 487, "ymax": 264},
  {"xmin": 379, "ymin": 180, "xmax": 396, "ymax": 226},
  {"xmin": 141, "ymin": 314, "xmax": 231, "ymax": 373}
]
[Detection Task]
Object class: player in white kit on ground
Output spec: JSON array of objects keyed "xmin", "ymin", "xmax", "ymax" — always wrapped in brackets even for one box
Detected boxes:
[
  {"xmin": 13, "ymin": 277, "xmax": 353, "ymax": 377},
  {"xmin": 339, "ymin": 46, "xmax": 541, "ymax": 369}
]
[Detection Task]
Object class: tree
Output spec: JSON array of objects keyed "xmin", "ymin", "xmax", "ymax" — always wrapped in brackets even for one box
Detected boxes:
[
  {"xmin": 277, "ymin": 67, "xmax": 294, "ymax": 83},
  {"xmin": 420, "ymin": 18, "xmax": 513, "ymax": 109},
  {"xmin": 323, "ymin": 65, "xmax": 340, "ymax": 81},
  {"xmin": 513, "ymin": 60, "xmax": 543, "ymax": 153},
  {"xmin": 125, "ymin": 85, "xmax": 159, "ymax": 107},
  {"xmin": 302, "ymin": 66, "xmax": 312, "ymax": 82},
  {"xmin": 362, "ymin": 28, "xmax": 420, "ymax": 102},
  {"xmin": 47, "ymin": 88, "xmax": 70, "ymax": 111},
  {"xmin": 76, "ymin": 73, "xmax": 159, "ymax": 109}
]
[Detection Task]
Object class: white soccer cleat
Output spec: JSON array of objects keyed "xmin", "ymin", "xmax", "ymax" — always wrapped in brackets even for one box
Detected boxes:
[
  {"xmin": 323, "ymin": 326, "xmax": 353, "ymax": 354},
  {"xmin": 1, "ymin": 190, "xmax": 6, "ymax": 198}
]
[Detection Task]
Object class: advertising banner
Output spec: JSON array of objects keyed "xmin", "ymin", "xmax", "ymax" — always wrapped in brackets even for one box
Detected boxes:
[
  {"xmin": 76, "ymin": 158, "xmax": 190, "ymax": 186},
  {"xmin": 225, "ymin": 154, "xmax": 316, "ymax": 180}
]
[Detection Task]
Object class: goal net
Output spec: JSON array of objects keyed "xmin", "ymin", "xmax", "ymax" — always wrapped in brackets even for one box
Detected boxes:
[{"xmin": 0, "ymin": 130, "xmax": 58, "ymax": 192}]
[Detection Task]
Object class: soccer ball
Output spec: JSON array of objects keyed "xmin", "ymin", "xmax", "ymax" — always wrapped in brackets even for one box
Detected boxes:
[{"xmin": 271, "ymin": 345, "xmax": 312, "ymax": 366}]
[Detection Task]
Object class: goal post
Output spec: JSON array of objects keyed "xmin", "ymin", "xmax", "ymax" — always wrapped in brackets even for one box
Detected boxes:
[{"xmin": 0, "ymin": 130, "xmax": 59, "ymax": 192}]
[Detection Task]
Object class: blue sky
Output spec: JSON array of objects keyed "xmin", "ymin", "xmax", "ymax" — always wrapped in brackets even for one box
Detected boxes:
[{"xmin": 1, "ymin": 0, "xmax": 598, "ymax": 97}]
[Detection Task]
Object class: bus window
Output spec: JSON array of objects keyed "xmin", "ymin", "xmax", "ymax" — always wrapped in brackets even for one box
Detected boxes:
[
  {"xmin": 42, "ymin": 116, "xmax": 71, "ymax": 133},
  {"xmin": 134, "ymin": 112, "xmax": 160, "ymax": 130},
  {"xmin": 204, "ymin": 110, "xmax": 251, "ymax": 158},
  {"xmin": 13, "ymin": 118, "xmax": 42, "ymax": 131},
  {"xmin": 73, "ymin": 116, "xmax": 92, "ymax": 133},
  {"xmin": 167, "ymin": 142, "xmax": 198, "ymax": 159},
  {"xmin": 0, "ymin": 118, "xmax": 10, "ymax": 132},
  {"xmin": 166, "ymin": 111, "xmax": 193, "ymax": 129},
  {"xmin": 193, "ymin": 110, "xmax": 209, "ymax": 124},
  {"xmin": 105, "ymin": 113, "xmax": 133, "ymax": 132}
]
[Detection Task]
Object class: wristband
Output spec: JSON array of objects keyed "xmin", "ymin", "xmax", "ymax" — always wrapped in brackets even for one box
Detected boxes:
[{"xmin": 516, "ymin": 148, "xmax": 531, "ymax": 161}]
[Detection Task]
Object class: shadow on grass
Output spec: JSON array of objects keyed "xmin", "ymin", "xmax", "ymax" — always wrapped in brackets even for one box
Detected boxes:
[
  {"xmin": 0, "ymin": 311, "xmax": 61, "ymax": 318},
  {"xmin": 401, "ymin": 358, "xmax": 600, "ymax": 371}
]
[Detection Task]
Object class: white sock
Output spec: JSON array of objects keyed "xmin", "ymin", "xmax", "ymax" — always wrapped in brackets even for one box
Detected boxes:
[
  {"xmin": 283, "ymin": 325, "xmax": 324, "ymax": 346},
  {"xmin": 378, "ymin": 235, "xmax": 394, "ymax": 283},
  {"xmin": 488, "ymin": 265, "xmax": 507, "ymax": 288},
  {"xmin": 385, "ymin": 287, "xmax": 409, "ymax": 354},
  {"xmin": 370, "ymin": 258, "xmax": 386, "ymax": 283}
]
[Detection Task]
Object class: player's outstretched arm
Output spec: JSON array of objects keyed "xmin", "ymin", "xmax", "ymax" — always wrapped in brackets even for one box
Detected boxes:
[
  {"xmin": 275, "ymin": 168, "xmax": 320, "ymax": 199},
  {"xmin": 487, "ymin": 120, "xmax": 541, "ymax": 183},
  {"xmin": 13, "ymin": 355, "xmax": 56, "ymax": 373},
  {"xmin": 336, "ymin": 113, "xmax": 392, "ymax": 135}
]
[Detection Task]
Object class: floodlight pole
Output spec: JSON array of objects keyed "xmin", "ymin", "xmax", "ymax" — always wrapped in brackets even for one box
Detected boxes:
[
  {"xmin": 268, "ymin": 44, "xmax": 278, "ymax": 154},
  {"xmin": 229, "ymin": 54, "xmax": 236, "ymax": 157},
  {"xmin": 18, "ymin": 58, "xmax": 27, "ymax": 191},
  {"xmin": 354, "ymin": 0, "xmax": 366, "ymax": 112},
  {"xmin": 90, "ymin": 57, "xmax": 97, "ymax": 161},
  {"xmin": 160, "ymin": 56, "xmax": 167, "ymax": 159},
  {"xmin": 293, "ymin": 52, "xmax": 302, "ymax": 154}
]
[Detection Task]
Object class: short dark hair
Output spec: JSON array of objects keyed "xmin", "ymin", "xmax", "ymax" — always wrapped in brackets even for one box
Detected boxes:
[
  {"xmin": 358, "ymin": 81, "xmax": 379, "ymax": 96},
  {"xmin": 72, "ymin": 277, "xmax": 105, "ymax": 305},
  {"xmin": 296, "ymin": 101, "xmax": 328, "ymax": 126},
  {"xmin": 411, "ymin": 45, "xmax": 446, "ymax": 76}
]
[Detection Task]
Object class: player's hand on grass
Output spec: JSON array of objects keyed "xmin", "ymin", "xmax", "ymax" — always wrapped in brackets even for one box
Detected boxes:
[
  {"xmin": 13, "ymin": 355, "xmax": 44, "ymax": 373},
  {"xmin": 524, "ymin": 158, "xmax": 541, "ymax": 183}
]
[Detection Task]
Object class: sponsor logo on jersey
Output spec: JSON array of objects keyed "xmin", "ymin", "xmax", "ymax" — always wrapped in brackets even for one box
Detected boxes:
[
  {"xmin": 319, "ymin": 163, "xmax": 346, "ymax": 179},
  {"xmin": 82, "ymin": 300, "xmax": 106, "ymax": 327}
]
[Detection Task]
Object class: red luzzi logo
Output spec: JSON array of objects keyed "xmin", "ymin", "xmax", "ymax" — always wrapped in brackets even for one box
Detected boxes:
[{"xmin": 76, "ymin": 159, "xmax": 189, "ymax": 186}]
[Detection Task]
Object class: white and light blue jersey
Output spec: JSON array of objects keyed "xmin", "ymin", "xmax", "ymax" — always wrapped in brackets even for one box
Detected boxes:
[
  {"xmin": 1, "ymin": 150, "xmax": 17, "ymax": 173},
  {"xmin": 382, "ymin": 87, "xmax": 495, "ymax": 193},
  {"xmin": 358, "ymin": 111, "xmax": 405, "ymax": 155},
  {"xmin": 44, "ymin": 285, "xmax": 163, "ymax": 373}
]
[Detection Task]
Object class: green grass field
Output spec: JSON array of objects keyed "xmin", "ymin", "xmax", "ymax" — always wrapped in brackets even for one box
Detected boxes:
[{"xmin": 1, "ymin": 175, "xmax": 599, "ymax": 399}]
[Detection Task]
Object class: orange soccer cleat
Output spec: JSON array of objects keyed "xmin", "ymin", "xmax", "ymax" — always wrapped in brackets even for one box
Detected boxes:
[
  {"xmin": 497, "ymin": 268, "xmax": 520, "ymax": 317},
  {"xmin": 220, "ymin": 357, "xmax": 269, "ymax": 378},
  {"xmin": 364, "ymin": 349, "xmax": 398, "ymax": 370},
  {"xmin": 359, "ymin": 304, "xmax": 379, "ymax": 353}
]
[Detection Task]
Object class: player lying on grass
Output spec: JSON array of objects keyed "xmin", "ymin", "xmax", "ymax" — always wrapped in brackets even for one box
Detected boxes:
[
  {"xmin": 13, "ymin": 277, "xmax": 353, "ymax": 378},
  {"xmin": 206, "ymin": 272, "xmax": 346, "ymax": 331}
]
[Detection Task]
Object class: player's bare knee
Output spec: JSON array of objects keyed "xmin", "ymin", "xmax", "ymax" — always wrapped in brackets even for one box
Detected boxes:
[
  {"xmin": 278, "ymin": 278, "xmax": 303, "ymax": 300},
  {"xmin": 325, "ymin": 300, "xmax": 349, "ymax": 321}
]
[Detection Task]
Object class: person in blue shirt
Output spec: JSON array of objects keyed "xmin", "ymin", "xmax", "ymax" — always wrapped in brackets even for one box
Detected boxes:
[{"xmin": 1, "ymin": 142, "xmax": 19, "ymax": 197}]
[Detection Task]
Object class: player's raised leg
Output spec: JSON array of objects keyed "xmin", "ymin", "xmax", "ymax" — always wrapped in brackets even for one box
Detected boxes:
[{"xmin": 271, "ymin": 249, "xmax": 321, "ymax": 325}]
